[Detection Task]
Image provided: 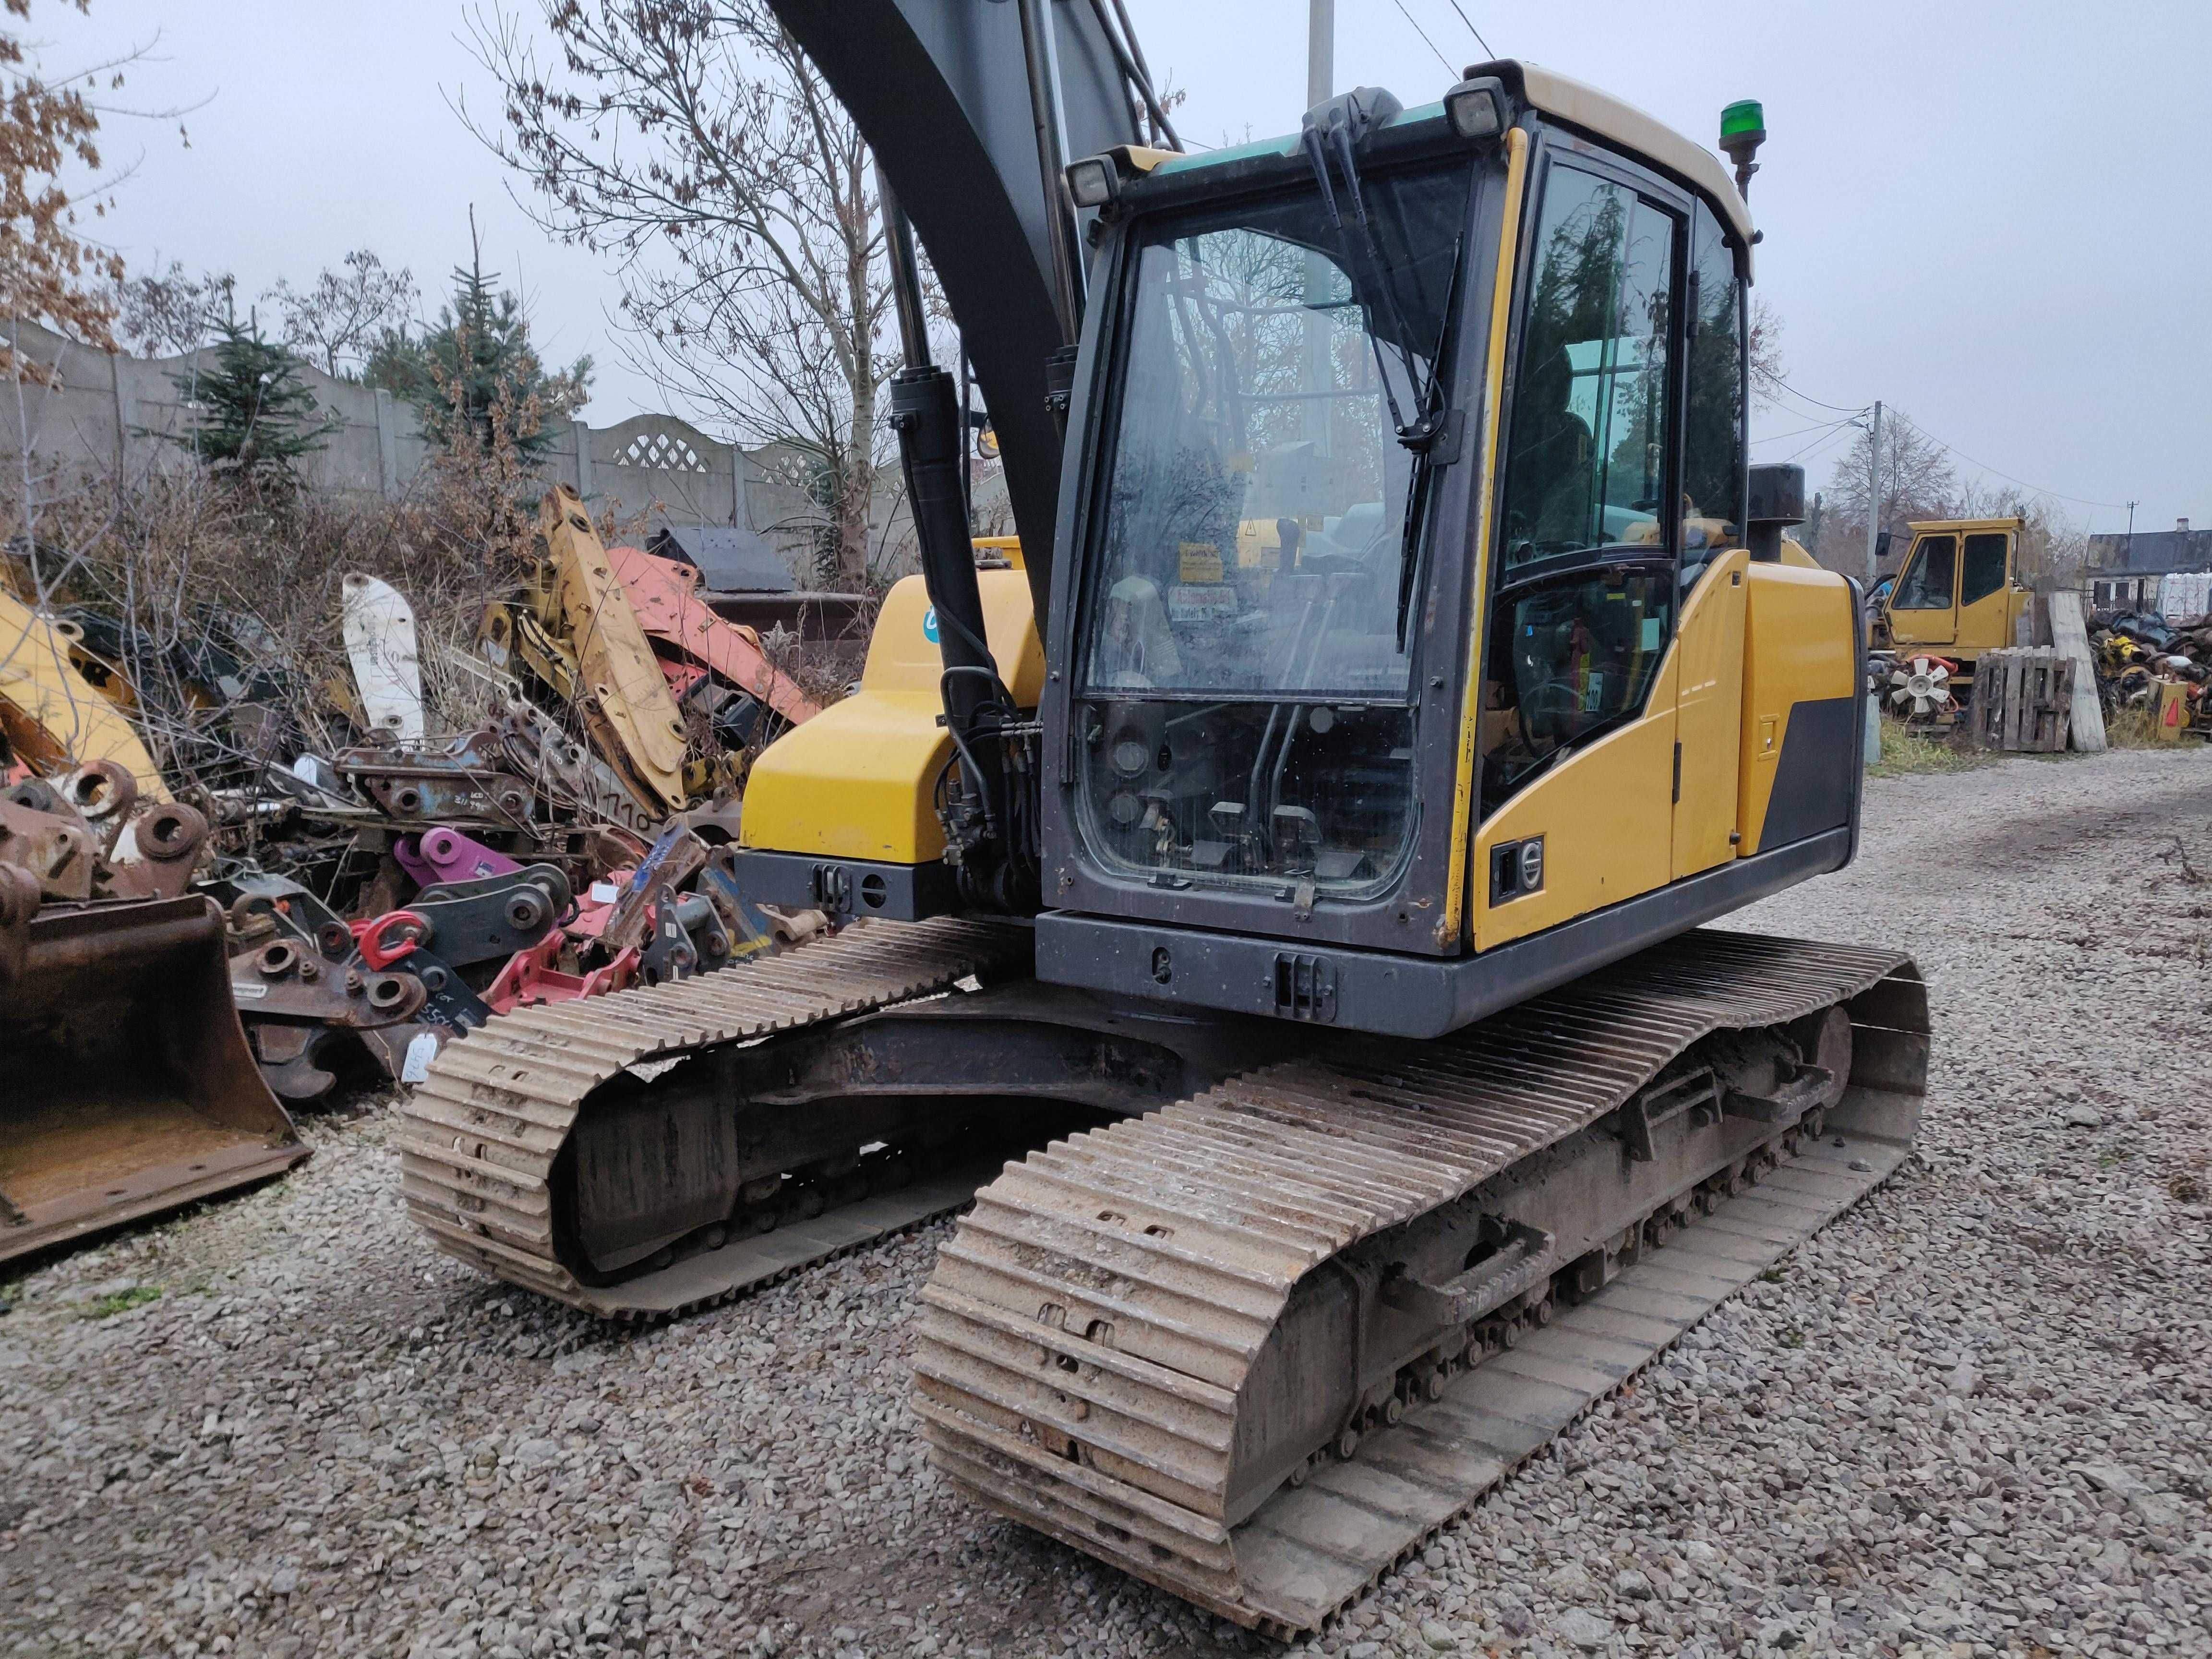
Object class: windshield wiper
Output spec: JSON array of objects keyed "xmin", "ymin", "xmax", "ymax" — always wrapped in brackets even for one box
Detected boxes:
[
  {"xmin": 1391, "ymin": 237, "xmax": 1464, "ymax": 645},
  {"xmin": 1299, "ymin": 92, "xmax": 1465, "ymax": 648},
  {"xmin": 1300, "ymin": 95, "xmax": 1447, "ymax": 450}
]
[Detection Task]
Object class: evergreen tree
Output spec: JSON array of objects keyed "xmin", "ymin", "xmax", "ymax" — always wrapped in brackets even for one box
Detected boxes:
[
  {"xmin": 368, "ymin": 225, "xmax": 591, "ymax": 460},
  {"xmin": 161, "ymin": 316, "xmax": 337, "ymax": 483}
]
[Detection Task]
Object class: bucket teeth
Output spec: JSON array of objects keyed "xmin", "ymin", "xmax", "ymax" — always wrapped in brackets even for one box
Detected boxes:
[{"xmin": 913, "ymin": 931, "xmax": 1929, "ymax": 1634}]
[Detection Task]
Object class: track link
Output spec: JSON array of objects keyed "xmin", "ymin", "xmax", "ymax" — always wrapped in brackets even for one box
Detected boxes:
[
  {"xmin": 397, "ymin": 918, "xmax": 1031, "ymax": 1318},
  {"xmin": 912, "ymin": 930, "xmax": 1929, "ymax": 1632}
]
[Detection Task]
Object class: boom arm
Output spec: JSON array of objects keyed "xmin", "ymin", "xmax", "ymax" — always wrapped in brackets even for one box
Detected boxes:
[{"xmin": 764, "ymin": 0, "xmax": 1142, "ymax": 625}]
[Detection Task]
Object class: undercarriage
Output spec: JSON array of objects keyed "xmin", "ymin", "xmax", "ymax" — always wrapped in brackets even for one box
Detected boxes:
[{"xmin": 403, "ymin": 920, "xmax": 1923, "ymax": 1632}]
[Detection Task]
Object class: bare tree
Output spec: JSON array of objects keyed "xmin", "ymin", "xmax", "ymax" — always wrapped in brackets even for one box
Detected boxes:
[
  {"xmin": 1746, "ymin": 294, "xmax": 1784, "ymax": 406},
  {"xmin": 6, "ymin": 0, "xmax": 156, "ymax": 631},
  {"xmin": 266, "ymin": 249, "xmax": 419, "ymax": 378},
  {"xmin": 1815, "ymin": 412, "xmax": 1958, "ymax": 569},
  {"xmin": 111, "ymin": 259, "xmax": 235, "ymax": 355},
  {"xmin": 0, "ymin": 0, "xmax": 127, "ymax": 378},
  {"xmin": 462, "ymin": 0, "xmax": 902, "ymax": 589}
]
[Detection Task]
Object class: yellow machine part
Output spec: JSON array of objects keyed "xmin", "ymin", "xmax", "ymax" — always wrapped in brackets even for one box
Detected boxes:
[
  {"xmin": 972, "ymin": 536, "xmax": 1025, "ymax": 570},
  {"xmin": 1473, "ymin": 654, "xmax": 1681, "ymax": 950},
  {"xmin": 540, "ymin": 486, "xmax": 690, "ymax": 814},
  {"xmin": 0, "ymin": 589, "xmax": 168, "ymax": 800},
  {"xmin": 1471, "ymin": 555, "xmax": 1856, "ymax": 946},
  {"xmin": 740, "ymin": 570, "xmax": 1043, "ymax": 864},
  {"xmin": 1736, "ymin": 562, "xmax": 1860, "ymax": 853},
  {"xmin": 1881, "ymin": 516, "xmax": 2030, "ymax": 663}
]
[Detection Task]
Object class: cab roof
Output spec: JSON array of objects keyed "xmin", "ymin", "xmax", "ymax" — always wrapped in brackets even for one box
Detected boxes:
[
  {"xmin": 1906, "ymin": 517, "xmax": 2027, "ymax": 534},
  {"xmin": 1502, "ymin": 61, "xmax": 1754, "ymax": 250},
  {"xmin": 1144, "ymin": 58, "xmax": 1756, "ymax": 253}
]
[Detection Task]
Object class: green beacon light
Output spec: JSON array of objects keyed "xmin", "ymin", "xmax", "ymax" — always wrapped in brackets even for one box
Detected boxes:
[{"xmin": 1719, "ymin": 98, "xmax": 1766, "ymax": 201}]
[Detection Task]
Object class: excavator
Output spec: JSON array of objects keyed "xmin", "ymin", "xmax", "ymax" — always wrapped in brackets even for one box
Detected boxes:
[{"xmin": 402, "ymin": 2, "xmax": 1927, "ymax": 1633}]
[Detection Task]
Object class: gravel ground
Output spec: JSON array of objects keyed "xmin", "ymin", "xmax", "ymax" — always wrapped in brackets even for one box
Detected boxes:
[{"xmin": 5, "ymin": 748, "xmax": 2209, "ymax": 1659}]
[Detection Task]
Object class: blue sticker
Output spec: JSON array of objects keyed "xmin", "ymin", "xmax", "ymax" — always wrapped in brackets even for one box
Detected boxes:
[{"xmin": 923, "ymin": 606, "xmax": 939, "ymax": 643}]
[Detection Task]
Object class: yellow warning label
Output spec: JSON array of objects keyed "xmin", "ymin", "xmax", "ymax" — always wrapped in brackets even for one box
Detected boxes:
[{"xmin": 1178, "ymin": 542, "xmax": 1224, "ymax": 583}]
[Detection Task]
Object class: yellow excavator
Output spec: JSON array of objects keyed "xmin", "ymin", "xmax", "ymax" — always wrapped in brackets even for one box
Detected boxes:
[{"xmin": 403, "ymin": 8, "xmax": 1925, "ymax": 1634}]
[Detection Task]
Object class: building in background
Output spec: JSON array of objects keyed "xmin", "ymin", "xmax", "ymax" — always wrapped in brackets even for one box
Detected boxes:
[{"xmin": 2082, "ymin": 518, "xmax": 2210, "ymax": 611}]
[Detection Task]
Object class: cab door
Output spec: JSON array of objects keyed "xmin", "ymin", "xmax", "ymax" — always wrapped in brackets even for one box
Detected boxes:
[
  {"xmin": 1953, "ymin": 529, "xmax": 2014, "ymax": 653},
  {"xmin": 1887, "ymin": 532, "xmax": 1958, "ymax": 649},
  {"xmin": 1671, "ymin": 552, "xmax": 1747, "ymax": 876},
  {"xmin": 1670, "ymin": 203, "xmax": 1747, "ymax": 880}
]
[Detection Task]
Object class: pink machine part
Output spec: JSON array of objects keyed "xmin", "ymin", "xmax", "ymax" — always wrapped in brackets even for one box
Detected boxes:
[
  {"xmin": 394, "ymin": 827, "xmax": 523, "ymax": 889},
  {"xmin": 560, "ymin": 871, "xmax": 628, "ymax": 942},
  {"xmin": 483, "ymin": 934, "xmax": 640, "ymax": 1014},
  {"xmin": 604, "ymin": 544, "xmax": 824, "ymax": 726}
]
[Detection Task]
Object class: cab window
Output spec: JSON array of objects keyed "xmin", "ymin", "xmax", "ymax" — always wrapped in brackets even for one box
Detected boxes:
[
  {"xmin": 1680, "ymin": 203, "xmax": 1743, "ymax": 578},
  {"xmin": 1894, "ymin": 536, "xmax": 1956, "ymax": 609},
  {"xmin": 1500, "ymin": 162, "xmax": 1677, "ymax": 572},
  {"xmin": 1482, "ymin": 154, "xmax": 1683, "ymax": 818},
  {"xmin": 1960, "ymin": 533, "xmax": 2008, "ymax": 606},
  {"xmin": 1479, "ymin": 564, "xmax": 1674, "ymax": 817}
]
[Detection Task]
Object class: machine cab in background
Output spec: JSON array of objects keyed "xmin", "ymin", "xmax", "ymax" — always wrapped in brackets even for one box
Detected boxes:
[{"xmin": 1877, "ymin": 516, "xmax": 2029, "ymax": 662}]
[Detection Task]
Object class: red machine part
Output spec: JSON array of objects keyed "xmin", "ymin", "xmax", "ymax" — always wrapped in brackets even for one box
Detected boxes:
[
  {"xmin": 355, "ymin": 909, "xmax": 431, "ymax": 969},
  {"xmin": 605, "ymin": 544, "xmax": 823, "ymax": 727},
  {"xmin": 483, "ymin": 934, "xmax": 640, "ymax": 1014}
]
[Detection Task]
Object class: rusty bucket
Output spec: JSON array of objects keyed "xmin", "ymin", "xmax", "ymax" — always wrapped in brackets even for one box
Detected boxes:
[{"xmin": 0, "ymin": 889, "xmax": 307, "ymax": 1264}]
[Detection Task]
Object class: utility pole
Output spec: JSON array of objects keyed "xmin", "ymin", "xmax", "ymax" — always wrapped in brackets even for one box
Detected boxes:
[
  {"xmin": 1862, "ymin": 400, "xmax": 1882, "ymax": 588},
  {"xmin": 2124, "ymin": 499, "xmax": 2138, "ymax": 607},
  {"xmin": 1301, "ymin": 0, "xmax": 1336, "ymax": 456}
]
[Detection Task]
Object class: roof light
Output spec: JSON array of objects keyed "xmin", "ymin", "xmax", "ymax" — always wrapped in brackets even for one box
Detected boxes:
[
  {"xmin": 1065, "ymin": 155, "xmax": 1118, "ymax": 209},
  {"xmin": 1444, "ymin": 76, "xmax": 1510, "ymax": 141},
  {"xmin": 1719, "ymin": 99, "xmax": 1766, "ymax": 199}
]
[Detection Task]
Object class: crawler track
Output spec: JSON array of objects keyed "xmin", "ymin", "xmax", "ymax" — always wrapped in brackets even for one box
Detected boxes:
[
  {"xmin": 397, "ymin": 918, "xmax": 1031, "ymax": 1318},
  {"xmin": 912, "ymin": 931, "xmax": 1927, "ymax": 1632}
]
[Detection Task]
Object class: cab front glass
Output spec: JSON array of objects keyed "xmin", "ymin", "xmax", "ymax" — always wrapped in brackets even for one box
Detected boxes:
[{"xmin": 1071, "ymin": 156, "xmax": 1472, "ymax": 897}]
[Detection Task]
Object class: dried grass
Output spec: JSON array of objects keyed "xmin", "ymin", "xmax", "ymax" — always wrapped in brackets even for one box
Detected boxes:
[
  {"xmin": 1866, "ymin": 716, "xmax": 1991, "ymax": 776},
  {"xmin": 4, "ymin": 447, "xmax": 543, "ymax": 796}
]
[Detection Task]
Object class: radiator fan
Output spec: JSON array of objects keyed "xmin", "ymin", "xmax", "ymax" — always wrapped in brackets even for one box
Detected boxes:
[{"xmin": 1888, "ymin": 655, "xmax": 1957, "ymax": 719}]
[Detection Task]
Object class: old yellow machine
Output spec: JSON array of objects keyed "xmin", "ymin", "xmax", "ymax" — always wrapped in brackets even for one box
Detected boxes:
[
  {"xmin": 404, "ymin": 13, "xmax": 1924, "ymax": 1634},
  {"xmin": 1872, "ymin": 514, "xmax": 2032, "ymax": 716}
]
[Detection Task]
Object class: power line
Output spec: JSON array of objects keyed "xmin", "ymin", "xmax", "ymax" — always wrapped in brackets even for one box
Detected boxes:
[
  {"xmin": 1753, "ymin": 414, "xmax": 1863, "ymax": 446},
  {"xmin": 1762, "ymin": 373, "xmax": 2129, "ymax": 513},
  {"xmin": 1389, "ymin": 0, "xmax": 1456, "ymax": 74},
  {"xmin": 1887, "ymin": 410, "xmax": 2128, "ymax": 511},
  {"xmin": 1755, "ymin": 371, "xmax": 1865, "ymax": 416},
  {"xmin": 1779, "ymin": 421, "xmax": 1862, "ymax": 467},
  {"xmin": 1442, "ymin": 0, "xmax": 1494, "ymax": 59}
]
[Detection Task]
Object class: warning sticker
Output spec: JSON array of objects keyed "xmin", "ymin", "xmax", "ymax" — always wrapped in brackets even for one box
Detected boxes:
[
  {"xmin": 1178, "ymin": 542, "xmax": 1224, "ymax": 583},
  {"xmin": 1168, "ymin": 584, "xmax": 1240, "ymax": 623}
]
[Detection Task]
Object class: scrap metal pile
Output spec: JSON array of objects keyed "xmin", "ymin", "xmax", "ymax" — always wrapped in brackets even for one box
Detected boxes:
[
  {"xmin": 2, "ymin": 484, "xmax": 829, "ymax": 1259},
  {"xmin": 2088, "ymin": 608, "xmax": 2212, "ymax": 739}
]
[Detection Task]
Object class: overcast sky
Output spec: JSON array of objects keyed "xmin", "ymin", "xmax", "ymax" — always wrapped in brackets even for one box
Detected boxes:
[{"xmin": 48, "ymin": 0, "xmax": 2212, "ymax": 539}]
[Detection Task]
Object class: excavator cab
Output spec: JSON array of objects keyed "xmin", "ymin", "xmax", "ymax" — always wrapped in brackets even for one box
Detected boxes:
[
  {"xmin": 736, "ymin": 60, "xmax": 1864, "ymax": 1040},
  {"xmin": 1023, "ymin": 65, "xmax": 1861, "ymax": 1034}
]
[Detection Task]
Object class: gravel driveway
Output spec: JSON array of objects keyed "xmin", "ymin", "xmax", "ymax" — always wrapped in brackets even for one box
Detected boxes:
[{"xmin": 5, "ymin": 748, "xmax": 2208, "ymax": 1659}]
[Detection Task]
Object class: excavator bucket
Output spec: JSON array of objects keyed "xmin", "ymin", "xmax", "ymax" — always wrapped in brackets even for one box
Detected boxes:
[{"xmin": 0, "ymin": 892, "xmax": 306, "ymax": 1265}]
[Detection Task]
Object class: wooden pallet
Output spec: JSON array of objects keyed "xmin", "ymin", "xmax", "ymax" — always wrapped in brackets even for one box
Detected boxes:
[{"xmin": 1971, "ymin": 648, "xmax": 2075, "ymax": 752}]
